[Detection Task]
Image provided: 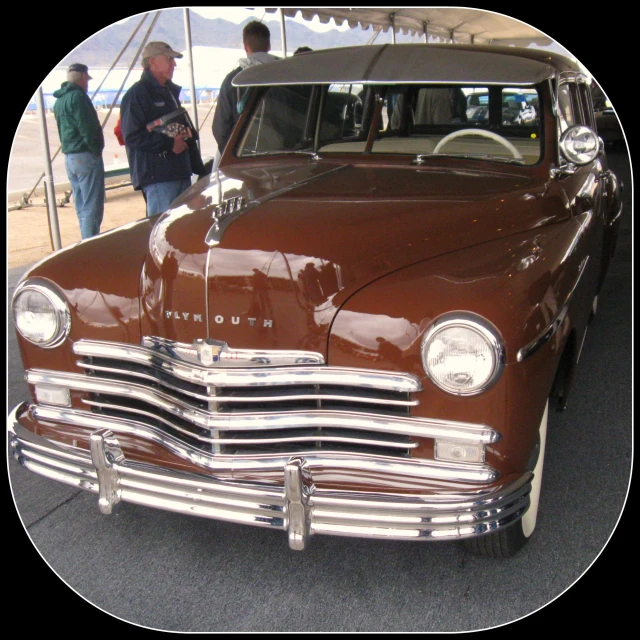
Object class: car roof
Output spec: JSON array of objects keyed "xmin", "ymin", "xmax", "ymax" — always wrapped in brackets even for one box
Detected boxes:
[{"xmin": 233, "ymin": 43, "xmax": 582, "ymax": 88}]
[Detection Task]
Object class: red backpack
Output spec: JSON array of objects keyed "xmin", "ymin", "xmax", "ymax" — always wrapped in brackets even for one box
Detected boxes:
[{"xmin": 114, "ymin": 118, "xmax": 125, "ymax": 146}]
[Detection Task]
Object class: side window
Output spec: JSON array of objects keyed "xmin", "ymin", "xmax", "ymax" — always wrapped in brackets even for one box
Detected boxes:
[
  {"xmin": 466, "ymin": 89, "xmax": 489, "ymax": 123},
  {"xmin": 318, "ymin": 84, "xmax": 364, "ymax": 143},
  {"xmin": 501, "ymin": 88, "xmax": 539, "ymax": 127},
  {"xmin": 237, "ymin": 86, "xmax": 313, "ymax": 156},
  {"xmin": 577, "ymin": 83, "xmax": 596, "ymax": 128}
]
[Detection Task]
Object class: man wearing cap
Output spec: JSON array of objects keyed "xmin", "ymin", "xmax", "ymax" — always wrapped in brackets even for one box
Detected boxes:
[
  {"xmin": 52, "ymin": 63, "xmax": 105, "ymax": 239},
  {"xmin": 120, "ymin": 41, "xmax": 209, "ymax": 217}
]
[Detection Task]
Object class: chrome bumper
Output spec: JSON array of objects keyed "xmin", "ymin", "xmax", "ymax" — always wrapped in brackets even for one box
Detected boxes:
[{"xmin": 9, "ymin": 404, "xmax": 532, "ymax": 549}]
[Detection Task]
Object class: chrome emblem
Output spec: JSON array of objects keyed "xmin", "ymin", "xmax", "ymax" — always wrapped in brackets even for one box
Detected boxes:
[
  {"xmin": 206, "ymin": 196, "xmax": 247, "ymax": 247},
  {"xmin": 194, "ymin": 338, "xmax": 228, "ymax": 365},
  {"xmin": 213, "ymin": 195, "xmax": 245, "ymax": 220}
]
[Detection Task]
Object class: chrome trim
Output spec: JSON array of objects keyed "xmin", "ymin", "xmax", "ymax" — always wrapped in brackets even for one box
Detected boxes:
[
  {"xmin": 22, "ymin": 405, "xmax": 499, "ymax": 483},
  {"xmin": 141, "ymin": 336, "xmax": 325, "ymax": 367},
  {"xmin": 517, "ymin": 256, "xmax": 589, "ymax": 362},
  {"xmin": 284, "ymin": 458, "xmax": 313, "ymax": 550},
  {"xmin": 75, "ymin": 363, "xmax": 419, "ymax": 407},
  {"xmin": 26, "ymin": 373, "xmax": 498, "ymax": 444},
  {"xmin": 608, "ymin": 205, "xmax": 623, "ymax": 227},
  {"xmin": 9, "ymin": 410, "xmax": 531, "ymax": 546},
  {"xmin": 81, "ymin": 400, "xmax": 419, "ymax": 449},
  {"xmin": 11, "ymin": 278, "xmax": 71, "ymax": 349},
  {"xmin": 73, "ymin": 339, "xmax": 421, "ymax": 392},
  {"xmin": 420, "ymin": 312, "xmax": 505, "ymax": 396},
  {"xmin": 90, "ymin": 428, "xmax": 124, "ymax": 514},
  {"xmin": 559, "ymin": 125, "xmax": 600, "ymax": 166}
]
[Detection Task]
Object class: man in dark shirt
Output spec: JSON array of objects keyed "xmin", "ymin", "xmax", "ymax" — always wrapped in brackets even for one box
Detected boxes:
[
  {"xmin": 121, "ymin": 41, "xmax": 208, "ymax": 216},
  {"xmin": 52, "ymin": 63, "xmax": 105, "ymax": 239},
  {"xmin": 212, "ymin": 21, "xmax": 278, "ymax": 166}
]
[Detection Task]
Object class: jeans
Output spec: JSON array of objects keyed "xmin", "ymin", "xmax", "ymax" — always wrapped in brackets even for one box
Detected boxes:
[
  {"xmin": 65, "ymin": 152, "xmax": 105, "ymax": 239},
  {"xmin": 142, "ymin": 178, "xmax": 192, "ymax": 217}
]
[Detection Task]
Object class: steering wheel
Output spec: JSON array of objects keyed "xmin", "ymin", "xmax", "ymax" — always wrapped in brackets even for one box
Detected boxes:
[{"xmin": 433, "ymin": 128, "xmax": 523, "ymax": 160}]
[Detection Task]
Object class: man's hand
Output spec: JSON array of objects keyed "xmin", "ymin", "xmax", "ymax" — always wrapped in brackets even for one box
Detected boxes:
[{"xmin": 172, "ymin": 135, "xmax": 188, "ymax": 154}]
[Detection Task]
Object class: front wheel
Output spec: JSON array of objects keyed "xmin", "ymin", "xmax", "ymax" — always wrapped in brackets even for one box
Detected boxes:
[{"xmin": 463, "ymin": 401, "xmax": 548, "ymax": 558}]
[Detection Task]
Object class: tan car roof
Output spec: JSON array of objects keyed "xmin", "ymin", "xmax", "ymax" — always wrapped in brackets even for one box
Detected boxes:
[{"xmin": 233, "ymin": 44, "xmax": 582, "ymax": 87}]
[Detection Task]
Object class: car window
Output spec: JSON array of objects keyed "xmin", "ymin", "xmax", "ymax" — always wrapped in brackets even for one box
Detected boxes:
[
  {"xmin": 371, "ymin": 85, "xmax": 542, "ymax": 165},
  {"xmin": 501, "ymin": 88, "xmax": 539, "ymax": 127},
  {"xmin": 236, "ymin": 83, "xmax": 542, "ymax": 165},
  {"xmin": 578, "ymin": 82, "xmax": 596, "ymax": 128},
  {"xmin": 557, "ymin": 83, "xmax": 576, "ymax": 131},
  {"xmin": 237, "ymin": 86, "xmax": 315, "ymax": 156},
  {"xmin": 317, "ymin": 84, "xmax": 365, "ymax": 146}
]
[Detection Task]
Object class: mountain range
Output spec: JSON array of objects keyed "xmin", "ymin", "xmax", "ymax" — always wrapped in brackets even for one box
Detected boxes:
[{"xmin": 60, "ymin": 9, "xmax": 378, "ymax": 68}]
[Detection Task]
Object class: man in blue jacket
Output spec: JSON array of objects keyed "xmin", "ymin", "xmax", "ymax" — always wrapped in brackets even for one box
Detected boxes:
[
  {"xmin": 53, "ymin": 63, "xmax": 105, "ymax": 239},
  {"xmin": 121, "ymin": 41, "xmax": 208, "ymax": 217}
]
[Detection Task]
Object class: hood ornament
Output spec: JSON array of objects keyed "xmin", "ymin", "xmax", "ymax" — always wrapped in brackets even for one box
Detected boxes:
[
  {"xmin": 206, "ymin": 195, "xmax": 247, "ymax": 247},
  {"xmin": 194, "ymin": 338, "xmax": 228, "ymax": 365}
]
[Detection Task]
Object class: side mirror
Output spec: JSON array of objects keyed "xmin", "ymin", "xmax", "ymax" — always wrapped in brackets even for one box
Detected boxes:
[{"xmin": 559, "ymin": 125, "xmax": 601, "ymax": 165}]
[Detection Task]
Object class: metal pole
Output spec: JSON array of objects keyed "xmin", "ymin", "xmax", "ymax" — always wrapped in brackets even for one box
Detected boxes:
[
  {"xmin": 423, "ymin": 21, "xmax": 428, "ymax": 44},
  {"xmin": 390, "ymin": 13, "xmax": 396, "ymax": 44},
  {"xmin": 279, "ymin": 8, "xmax": 288, "ymax": 57},
  {"xmin": 36, "ymin": 87, "xmax": 61, "ymax": 251},
  {"xmin": 183, "ymin": 7, "xmax": 199, "ymax": 149}
]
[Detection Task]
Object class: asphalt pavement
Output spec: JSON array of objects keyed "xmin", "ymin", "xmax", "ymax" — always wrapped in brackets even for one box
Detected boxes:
[{"xmin": 6, "ymin": 147, "xmax": 633, "ymax": 632}]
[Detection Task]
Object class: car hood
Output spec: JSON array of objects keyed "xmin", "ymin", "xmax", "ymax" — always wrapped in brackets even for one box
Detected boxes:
[{"xmin": 140, "ymin": 160, "xmax": 568, "ymax": 354}]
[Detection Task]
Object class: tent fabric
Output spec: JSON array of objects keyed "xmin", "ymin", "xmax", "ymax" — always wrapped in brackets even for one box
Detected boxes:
[{"xmin": 264, "ymin": 7, "xmax": 553, "ymax": 46}]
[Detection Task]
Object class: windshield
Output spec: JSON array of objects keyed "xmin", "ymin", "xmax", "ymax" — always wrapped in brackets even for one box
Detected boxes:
[{"xmin": 235, "ymin": 83, "xmax": 543, "ymax": 166}]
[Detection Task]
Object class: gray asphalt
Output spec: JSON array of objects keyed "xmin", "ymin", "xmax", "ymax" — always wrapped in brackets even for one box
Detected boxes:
[{"xmin": 6, "ymin": 148, "xmax": 632, "ymax": 632}]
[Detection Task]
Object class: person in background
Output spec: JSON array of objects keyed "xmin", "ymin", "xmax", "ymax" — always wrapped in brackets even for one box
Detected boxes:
[
  {"xmin": 212, "ymin": 20, "xmax": 279, "ymax": 165},
  {"xmin": 120, "ymin": 41, "xmax": 209, "ymax": 217},
  {"xmin": 52, "ymin": 63, "xmax": 105, "ymax": 239}
]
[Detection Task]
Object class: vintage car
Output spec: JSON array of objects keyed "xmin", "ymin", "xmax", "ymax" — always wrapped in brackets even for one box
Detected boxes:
[{"xmin": 9, "ymin": 44, "xmax": 623, "ymax": 558}]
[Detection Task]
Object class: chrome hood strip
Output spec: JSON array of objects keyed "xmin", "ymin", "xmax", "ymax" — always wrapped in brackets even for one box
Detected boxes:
[{"xmin": 72, "ymin": 339, "xmax": 422, "ymax": 392}]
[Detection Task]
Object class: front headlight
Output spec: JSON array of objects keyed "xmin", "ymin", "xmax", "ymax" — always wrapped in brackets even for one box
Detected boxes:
[
  {"xmin": 421, "ymin": 313, "xmax": 504, "ymax": 396},
  {"xmin": 12, "ymin": 278, "xmax": 70, "ymax": 348}
]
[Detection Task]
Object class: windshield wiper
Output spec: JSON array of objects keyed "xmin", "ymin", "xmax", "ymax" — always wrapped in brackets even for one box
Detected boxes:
[
  {"xmin": 248, "ymin": 150, "xmax": 321, "ymax": 159},
  {"xmin": 424, "ymin": 153, "xmax": 527, "ymax": 165}
]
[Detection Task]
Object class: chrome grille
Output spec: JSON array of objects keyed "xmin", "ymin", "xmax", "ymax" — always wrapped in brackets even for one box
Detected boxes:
[{"xmin": 68, "ymin": 339, "xmax": 426, "ymax": 458}]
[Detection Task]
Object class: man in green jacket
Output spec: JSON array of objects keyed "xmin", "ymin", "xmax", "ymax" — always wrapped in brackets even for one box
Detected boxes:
[{"xmin": 53, "ymin": 63, "xmax": 105, "ymax": 239}]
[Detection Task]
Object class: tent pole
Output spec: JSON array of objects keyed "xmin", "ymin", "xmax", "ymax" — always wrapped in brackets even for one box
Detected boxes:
[
  {"xmin": 183, "ymin": 8, "xmax": 199, "ymax": 149},
  {"xmin": 423, "ymin": 21, "xmax": 428, "ymax": 44},
  {"xmin": 106, "ymin": 11, "xmax": 161, "ymax": 124},
  {"xmin": 37, "ymin": 87, "xmax": 61, "ymax": 251},
  {"xmin": 279, "ymin": 8, "xmax": 288, "ymax": 57},
  {"xmin": 390, "ymin": 13, "xmax": 396, "ymax": 44}
]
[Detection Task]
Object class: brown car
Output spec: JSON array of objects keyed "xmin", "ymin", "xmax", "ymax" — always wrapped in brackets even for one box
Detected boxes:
[{"xmin": 9, "ymin": 44, "xmax": 623, "ymax": 558}]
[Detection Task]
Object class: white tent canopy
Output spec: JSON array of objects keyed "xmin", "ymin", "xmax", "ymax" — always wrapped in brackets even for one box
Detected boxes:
[{"xmin": 264, "ymin": 7, "xmax": 554, "ymax": 46}]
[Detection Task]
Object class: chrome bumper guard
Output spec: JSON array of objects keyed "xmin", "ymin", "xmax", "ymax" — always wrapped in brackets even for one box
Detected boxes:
[{"xmin": 9, "ymin": 405, "xmax": 532, "ymax": 549}]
